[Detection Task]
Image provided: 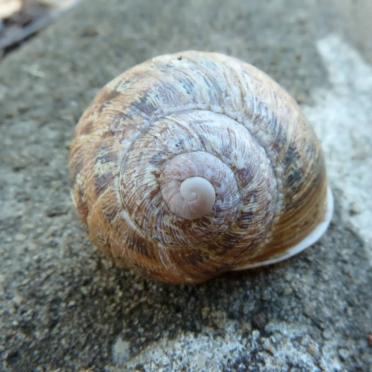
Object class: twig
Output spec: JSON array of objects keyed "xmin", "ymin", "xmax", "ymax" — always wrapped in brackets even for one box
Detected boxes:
[{"xmin": 0, "ymin": 0, "xmax": 79, "ymax": 51}]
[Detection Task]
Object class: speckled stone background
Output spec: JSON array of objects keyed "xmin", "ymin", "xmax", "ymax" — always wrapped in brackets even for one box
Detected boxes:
[{"xmin": 0, "ymin": 0, "xmax": 371, "ymax": 371}]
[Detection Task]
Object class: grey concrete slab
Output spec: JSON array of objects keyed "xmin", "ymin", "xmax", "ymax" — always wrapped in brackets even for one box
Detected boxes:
[{"xmin": 0, "ymin": 0, "xmax": 371, "ymax": 370}]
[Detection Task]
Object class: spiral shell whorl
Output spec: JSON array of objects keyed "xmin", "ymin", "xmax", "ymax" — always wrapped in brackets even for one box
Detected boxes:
[
  {"xmin": 116, "ymin": 110, "xmax": 277, "ymax": 257},
  {"xmin": 162, "ymin": 157, "xmax": 216, "ymax": 220},
  {"xmin": 69, "ymin": 51, "xmax": 330, "ymax": 283},
  {"xmin": 160, "ymin": 151, "xmax": 238, "ymax": 222}
]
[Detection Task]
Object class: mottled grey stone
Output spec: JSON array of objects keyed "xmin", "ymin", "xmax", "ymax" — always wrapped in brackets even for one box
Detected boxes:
[{"xmin": 0, "ymin": 0, "xmax": 371, "ymax": 371}]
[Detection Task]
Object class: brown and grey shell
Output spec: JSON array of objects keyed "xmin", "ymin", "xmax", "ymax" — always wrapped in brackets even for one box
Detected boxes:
[{"xmin": 69, "ymin": 51, "xmax": 333, "ymax": 283}]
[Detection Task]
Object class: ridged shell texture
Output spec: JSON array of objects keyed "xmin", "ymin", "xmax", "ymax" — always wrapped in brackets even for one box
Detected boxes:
[{"xmin": 69, "ymin": 51, "xmax": 332, "ymax": 283}]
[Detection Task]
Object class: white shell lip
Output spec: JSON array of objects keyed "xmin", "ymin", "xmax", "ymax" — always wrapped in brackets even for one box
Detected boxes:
[{"xmin": 235, "ymin": 186, "xmax": 334, "ymax": 270}]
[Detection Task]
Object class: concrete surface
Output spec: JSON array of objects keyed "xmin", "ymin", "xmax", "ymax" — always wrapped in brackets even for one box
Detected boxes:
[{"xmin": 0, "ymin": 0, "xmax": 371, "ymax": 370}]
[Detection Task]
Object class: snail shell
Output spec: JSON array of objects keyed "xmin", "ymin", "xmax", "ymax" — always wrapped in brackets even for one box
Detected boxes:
[{"xmin": 69, "ymin": 51, "xmax": 333, "ymax": 284}]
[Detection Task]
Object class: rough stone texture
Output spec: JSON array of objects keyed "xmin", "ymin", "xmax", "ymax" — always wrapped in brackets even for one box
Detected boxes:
[{"xmin": 0, "ymin": 0, "xmax": 371, "ymax": 371}]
